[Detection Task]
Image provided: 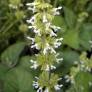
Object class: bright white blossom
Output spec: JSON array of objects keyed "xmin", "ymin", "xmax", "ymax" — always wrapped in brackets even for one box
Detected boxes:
[
  {"xmin": 51, "ymin": 65, "xmax": 56, "ymax": 70},
  {"xmin": 31, "ymin": 44, "xmax": 40, "ymax": 50},
  {"xmin": 9, "ymin": 4, "xmax": 18, "ymax": 9},
  {"xmin": 26, "ymin": 36, "xmax": 35, "ymax": 44},
  {"xmin": 43, "ymin": 43, "xmax": 56, "ymax": 55},
  {"xmin": 26, "ymin": 3, "xmax": 37, "ymax": 13},
  {"xmin": 50, "ymin": 31, "xmax": 57, "ymax": 37},
  {"xmin": 50, "ymin": 25, "xmax": 61, "ymax": 32},
  {"xmin": 26, "ymin": 16, "xmax": 35, "ymax": 24},
  {"xmin": 53, "ymin": 6, "xmax": 62, "ymax": 15},
  {"xmin": 45, "ymin": 64, "xmax": 50, "ymax": 71},
  {"xmin": 37, "ymin": 87, "xmax": 43, "ymax": 92},
  {"xmin": 30, "ymin": 60, "xmax": 39, "ymax": 69},
  {"xmin": 33, "ymin": 29, "xmax": 41, "ymax": 36},
  {"xmin": 44, "ymin": 88, "xmax": 49, "ymax": 92},
  {"xmin": 56, "ymin": 58, "xmax": 63, "ymax": 63},
  {"xmin": 45, "ymin": 65, "xmax": 56, "ymax": 71},
  {"xmin": 54, "ymin": 38, "xmax": 63, "ymax": 48},
  {"xmin": 54, "ymin": 84, "xmax": 63, "ymax": 90},
  {"xmin": 43, "ymin": 15, "xmax": 48, "ymax": 23},
  {"xmin": 33, "ymin": 81, "xmax": 39, "ymax": 89}
]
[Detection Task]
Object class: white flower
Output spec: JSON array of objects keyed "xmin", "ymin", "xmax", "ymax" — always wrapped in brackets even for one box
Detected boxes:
[
  {"xmin": 57, "ymin": 78, "xmax": 62, "ymax": 81},
  {"xmin": 89, "ymin": 82, "xmax": 92, "ymax": 86},
  {"xmin": 28, "ymin": 25, "xmax": 34, "ymax": 29},
  {"xmin": 44, "ymin": 88, "xmax": 49, "ymax": 92},
  {"xmin": 56, "ymin": 38, "xmax": 63, "ymax": 41},
  {"xmin": 33, "ymin": 81, "xmax": 39, "ymax": 89},
  {"xmin": 30, "ymin": 60, "xmax": 39, "ymax": 69},
  {"xmin": 51, "ymin": 65, "xmax": 56, "ymax": 70},
  {"xmin": 54, "ymin": 38, "xmax": 63, "ymax": 48},
  {"xmin": 54, "ymin": 42, "xmax": 61, "ymax": 48},
  {"xmin": 43, "ymin": 15, "xmax": 48, "ymax": 23},
  {"xmin": 45, "ymin": 65, "xmax": 56, "ymax": 71},
  {"xmin": 37, "ymin": 87, "xmax": 43, "ymax": 92},
  {"xmin": 45, "ymin": 64, "xmax": 50, "ymax": 71},
  {"xmin": 43, "ymin": 43, "xmax": 56, "ymax": 55},
  {"xmin": 86, "ymin": 67, "xmax": 91, "ymax": 72},
  {"xmin": 33, "ymin": 29, "xmax": 41, "ymax": 36},
  {"xmin": 56, "ymin": 58, "xmax": 63, "ymax": 63},
  {"xmin": 50, "ymin": 31, "xmax": 57, "ymax": 37},
  {"xmin": 57, "ymin": 6, "xmax": 62, "ymax": 10},
  {"xmin": 26, "ymin": 36, "xmax": 35, "ymax": 44},
  {"xmin": 28, "ymin": 6, "xmax": 36, "ymax": 13},
  {"xmin": 26, "ymin": 3, "xmax": 37, "ymax": 13},
  {"xmin": 35, "ymin": 76, "xmax": 39, "ymax": 80},
  {"xmin": 9, "ymin": 4, "xmax": 18, "ymax": 9},
  {"xmin": 54, "ymin": 84, "xmax": 63, "ymax": 91},
  {"xmin": 53, "ymin": 11, "xmax": 60, "ymax": 15},
  {"xmin": 50, "ymin": 25, "xmax": 61, "ymax": 32},
  {"xmin": 43, "ymin": 43, "xmax": 49, "ymax": 54},
  {"xmin": 53, "ymin": 6, "xmax": 62, "ymax": 12},
  {"xmin": 55, "ymin": 53, "xmax": 60, "ymax": 57},
  {"xmin": 28, "ymin": 26, "xmax": 41, "ymax": 36},
  {"xmin": 64, "ymin": 75, "xmax": 70, "ymax": 83},
  {"xmin": 26, "ymin": 3, "xmax": 33, "ymax": 6},
  {"xmin": 50, "ymin": 47, "xmax": 56, "ymax": 54},
  {"xmin": 53, "ymin": 6, "xmax": 62, "ymax": 15},
  {"xmin": 89, "ymin": 40, "xmax": 92, "ymax": 47},
  {"xmin": 45, "ymin": 22, "xmax": 51, "ymax": 31},
  {"xmin": 31, "ymin": 44, "xmax": 40, "ymax": 50},
  {"xmin": 31, "ymin": 63, "xmax": 38, "ymax": 69},
  {"xmin": 26, "ymin": 2, "xmax": 38, "ymax": 6},
  {"xmin": 27, "ymin": 16, "xmax": 35, "ymax": 24},
  {"xmin": 89, "ymin": 40, "xmax": 92, "ymax": 44}
]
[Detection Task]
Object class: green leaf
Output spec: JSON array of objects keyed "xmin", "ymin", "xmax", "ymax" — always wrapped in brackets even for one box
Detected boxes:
[
  {"xmin": 19, "ymin": 56, "xmax": 40, "ymax": 76},
  {"xmin": 75, "ymin": 71, "xmax": 92, "ymax": 92},
  {"xmin": 79, "ymin": 24, "xmax": 92, "ymax": 50},
  {"xmin": 56, "ymin": 50, "xmax": 79, "ymax": 75},
  {"xmin": 63, "ymin": 50, "xmax": 79, "ymax": 66},
  {"xmin": 63, "ymin": 30, "xmax": 79, "ymax": 49},
  {"xmin": 0, "ymin": 63, "xmax": 9, "ymax": 80},
  {"xmin": 87, "ymin": 2, "xmax": 92, "ymax": 12},
  {"xmin": 53, "ymin": 16, "xmax": 66, "ymax": 29},
  {"xmin": 53, "ymin": 16, "xmax": 67, "ymax": 36},
  {"xmin": 4, "ymin": 67, "xmax": 35, "ymax": 92},
  {"xmin": 64, "ymin": 7, "xmax": 76, "ymax": 29},
  {"xmin": 67, "ymin": 72, "xmax": 92, "ymax": 92},
  {"xmin": 1, "ymin": 42, "xmax": 26, "ymax": 68}
]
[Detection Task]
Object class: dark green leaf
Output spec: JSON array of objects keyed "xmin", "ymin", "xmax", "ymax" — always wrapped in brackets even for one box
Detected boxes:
[
  {"xmin": 4, "ymin": 67, "xmax": 35, "ymax": 92},
  {"xmin": 64, "ymin": 7, "xmax": 76, "ymax": 29},
  {"xmin": 1, "ymin": 42, "xmax": 26, "ymax": 68},
  {"xmin": 0, "ymin": 63, "xmax": 9, "ymax": 80},
  {"xmin": 79, "ymin": 24, "xmax": 92, "ymax": 50},
  {"xmin": 63, "ymin": 30, "xmax": 79, "ymax": 49}
]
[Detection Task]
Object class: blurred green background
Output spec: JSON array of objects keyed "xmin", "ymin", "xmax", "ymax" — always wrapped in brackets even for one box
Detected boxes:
[{"xmin": 0, "ymin": 0, "xmax": 92, "ymax": 92}]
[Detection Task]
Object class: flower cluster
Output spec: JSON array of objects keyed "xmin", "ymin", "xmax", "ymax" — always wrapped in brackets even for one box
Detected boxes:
[
  {"xmin": 33, "ymin": 72, "xmax": 63, "ymax": 92},
  {"xmin": 9, "ymin": 0, "xmax": 22, "ymax": 9},
  {"xmin": 79, "ymin": 52, "xmax": 92, "ymax": 72},
  {"xmin": 26, "ymin": 0, "xmax": 63, "ymax": 92}
]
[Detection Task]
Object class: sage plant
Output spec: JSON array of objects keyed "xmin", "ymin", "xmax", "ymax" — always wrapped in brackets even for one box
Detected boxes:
[{"xmin": 26, "ymin": 0, "xmax": 63, "ymax": 92}]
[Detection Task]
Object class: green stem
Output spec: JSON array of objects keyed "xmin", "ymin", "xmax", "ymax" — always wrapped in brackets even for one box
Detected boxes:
[
  {"xmin": 0, "ymin": 19, "xmax": 12, "ymax": 33},
  {"xmin": 54, "ymin": 0, "xmax": 58, "ymax": 7},
  {"xmin": 0, "ymin": 17, "xmax": 8, "ymax": 20},
  {"xmin": 2, "ymin": 19, "xmax": 18, "ymax": 34}
]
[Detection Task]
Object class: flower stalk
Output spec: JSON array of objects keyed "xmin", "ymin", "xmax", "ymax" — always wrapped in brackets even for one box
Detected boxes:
[{"xmin": 26, "ymin": 0, "xmax": 63, "ymax": 91}]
